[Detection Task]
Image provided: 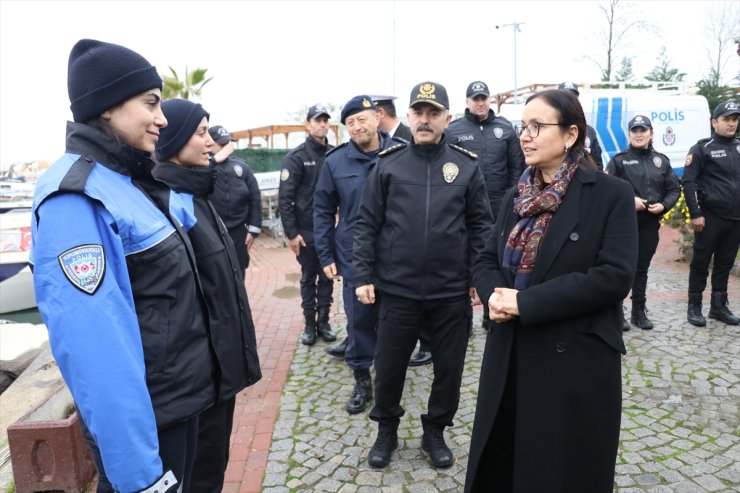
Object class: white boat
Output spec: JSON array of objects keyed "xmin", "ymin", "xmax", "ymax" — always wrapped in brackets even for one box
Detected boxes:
[{"xmin": 0, "ymin": 207, "xmax": 35, "ymax": 314}]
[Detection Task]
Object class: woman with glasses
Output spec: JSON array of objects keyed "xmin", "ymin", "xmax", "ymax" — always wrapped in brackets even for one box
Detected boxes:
[
  {"xmin": 464, "ymin": 89, "xmax": 638, "ymax": 493},
  {"xmin": 606, "ymin": 115, "xmax": 680, "ymax": 331}
]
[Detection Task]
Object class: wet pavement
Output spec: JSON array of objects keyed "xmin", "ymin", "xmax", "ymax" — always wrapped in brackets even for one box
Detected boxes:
[{"xmin": 227, "ymin": 225, "xmax": 739, "ymax": 493}]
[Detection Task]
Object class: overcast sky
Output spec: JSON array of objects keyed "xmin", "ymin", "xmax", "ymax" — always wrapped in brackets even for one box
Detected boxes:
[{"xmin": 1, "ymin": 0, "xmax": 738, "ymax": 165}]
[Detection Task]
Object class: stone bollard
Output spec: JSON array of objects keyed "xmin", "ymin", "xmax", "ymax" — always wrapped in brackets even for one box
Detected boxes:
[{"xmin": 7, "ymin": 383, "xmax": 94, "ymax": 493}]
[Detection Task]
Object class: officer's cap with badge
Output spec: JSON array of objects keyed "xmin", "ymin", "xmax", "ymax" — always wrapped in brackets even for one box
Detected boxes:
[
  {"xmin": 712, "ymin": 100, "xmax": 740, "ymax": 120},
  {"xmin": 558, "ymin": 81, "xmax": 580, "ymax": 96},
  {"xmin": 628, "ymin": 115, "xmax": 652, "ymax": 131},
  {"xmin": 307, "ymin": 104, "xmax": 331, "ymax": 121},
  {"xmin": 466, "ymin": 81, "xmax": 490, "ymax": 99},
  {"xmin": 409, "ymin": 82, "xmax": 449, "ymax": 110},
  {"xmin": 370, "ymin": 95, "xmax": 398, "ymax": 108},
  {"xmin": 340, "ymin": 95, "xmax": 377, "ymax": 125},
  {"xmin": 208, "ymin": 125, "xmax": 232, "ymax": 146}
]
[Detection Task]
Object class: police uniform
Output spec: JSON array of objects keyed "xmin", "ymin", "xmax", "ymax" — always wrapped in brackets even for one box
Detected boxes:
[
  {"xmin": 353, "ymin": 82, "xmax": 493, "ymax": 468},
  {"xmin": 606, "ymin": 115, "xmax": 679, "ymax": 327},
  {"xmin": 208, "ymin": 125, "xmax": 262, "ymax": 272},
  {"xmin": 682, "ymin": 100, "xmax": 740, "ymax": 325},
  {"xmin": 313, "ymin": 96, "xmax": 395, "ymax": 399},
  {"xmin": 447, "ymin": 81, "xmax": 525, "ymax": 221},
  {"xmin": 279, "ymin": 106, "xmax": 336, "ymax": 341}
]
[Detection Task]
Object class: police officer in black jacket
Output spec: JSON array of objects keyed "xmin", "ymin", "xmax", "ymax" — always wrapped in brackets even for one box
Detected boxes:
[
  {"xmin": 446, "ymin": 80, "xmax": 525, "ymax": 221},
  {"xmin": 682, "ymin": 100, "xmax": 740, "ymax": 326},
  {"xmin": 606, "ymin": 115, "xmax": 679, "ymax": 330},
  {"xmin": 208, "ymin": 125, "xmax": 262, "ymax": 274},
  {"xmin": 559, "ymin": 82, "xmax": 604, "ymax": 170},
  {"xmin": 354, "ymin": 82, "xmax": 493, "ymax": 470},
  {"xmin": 279, "ymin": 104, "xmax": 337, "ymax": 346}
]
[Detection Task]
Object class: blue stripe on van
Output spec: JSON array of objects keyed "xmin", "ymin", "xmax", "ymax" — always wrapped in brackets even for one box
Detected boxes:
[
  {"xmin": 596, "ymin": 98, "xmax": 617, "ymax": 159},
  {"xmin": 610, "ymin": 97, "xmax": 628, "ymax": 151}
]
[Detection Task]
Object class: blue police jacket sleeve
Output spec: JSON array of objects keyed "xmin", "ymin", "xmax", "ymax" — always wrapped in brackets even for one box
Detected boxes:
[
  {"xmin": 313, "ymin": 158, "xmax": 338, "ymax": 268},
  {"xmin": 31, "ymin": 193, "xmax": 163, "ymax": 493}
]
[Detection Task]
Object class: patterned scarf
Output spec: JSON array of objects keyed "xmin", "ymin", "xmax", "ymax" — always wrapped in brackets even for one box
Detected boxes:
[{"xmin": 502, "ymin": 152, "xmax": 581, "ymax": 290}]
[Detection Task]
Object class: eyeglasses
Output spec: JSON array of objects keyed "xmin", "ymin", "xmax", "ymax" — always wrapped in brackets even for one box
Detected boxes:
[{"xmin": 514, "ymin": 121, "xmax": 562, "ymax": 138}]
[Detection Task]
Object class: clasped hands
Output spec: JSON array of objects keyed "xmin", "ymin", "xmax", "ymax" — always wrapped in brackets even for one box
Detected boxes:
[{"xmin": 488, "ymin": 287, "xmax": 520, "ymax": 323}]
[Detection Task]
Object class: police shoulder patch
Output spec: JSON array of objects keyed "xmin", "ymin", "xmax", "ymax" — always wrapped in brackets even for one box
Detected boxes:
[
  {"xmin": 58, "ymin": 244, "xmax": 105, "ymax": 295},
  {"xmin": 280, "ymin": 168, "xmax": 290, "ymax": 181},
  {"xmin": 378, "ymin": 142, "xmax": 407, "ymax": 157},
  {"xmin": 325, "ymin": 142, "xmax": 348, "ymax": 157},
  {"xmin": 685, "ymin": 153, "xmax": 694, "ymax": 166},
  {"xmin": 449, "ymin": 144, "xmax": 478, "ymax": 159}
]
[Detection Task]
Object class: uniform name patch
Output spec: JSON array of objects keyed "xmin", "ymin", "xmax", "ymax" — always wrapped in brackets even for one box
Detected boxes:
[{"xmin": 58, "ymin": 244, "xmax": 105, "ymax": 295}]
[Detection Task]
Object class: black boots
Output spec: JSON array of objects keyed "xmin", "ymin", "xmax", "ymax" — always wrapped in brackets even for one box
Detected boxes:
[
  {"xmin": 316, "ymin": 306, "xmax": 337, "ymax": 342},
  {"xmin": 367, "ymin": 429, "xmax": 398, "ymax": 468},
  {"xmin": 687, "ymin": 293, "xmax": 707, "ymax": 327},
  {"xmin": 708, "ymin": 292, "xmax": 740, "ymax": 325},
  {"xmin": 326, "ymin": 337, "xmax": 348, "ymax": 357},
  {"xmin": 346, "ymin": 368, "xmax": 372, "ymax": 414},
  {"xmin": 300, "ymin": 310, "xmax": 317, "ymax": 345},
  {"xmin": 421, "ymin": 427, "xmax": 454, "ymax": 468},
  {"xmin": 630, "ymin": 305, "xmax": 653, "ymax": 330}
]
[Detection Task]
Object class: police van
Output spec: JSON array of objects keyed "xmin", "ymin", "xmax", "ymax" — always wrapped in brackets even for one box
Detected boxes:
[{"xmin": 496, "ymin": 86, "xmax": 711, "ymax": 176}]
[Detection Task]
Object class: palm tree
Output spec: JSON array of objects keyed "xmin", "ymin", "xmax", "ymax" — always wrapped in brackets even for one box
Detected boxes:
[{"xmin": 161, "ymin": 66, "xmax": 213, "ymax": 100}]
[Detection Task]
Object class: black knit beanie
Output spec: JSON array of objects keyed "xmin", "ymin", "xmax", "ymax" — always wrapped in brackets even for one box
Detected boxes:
[
  {"xmin": 156, "ymin": 99, "xmax": 210, "ymax": 162},
  {"xmin": 68, "ymin": 39, "xmax": 163, "ymax": 123}
]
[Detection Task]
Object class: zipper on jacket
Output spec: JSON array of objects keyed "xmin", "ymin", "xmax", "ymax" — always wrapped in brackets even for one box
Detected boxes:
[{"xmin": 422, "ymin": 158, "xmax": 431, "ymax": 299}]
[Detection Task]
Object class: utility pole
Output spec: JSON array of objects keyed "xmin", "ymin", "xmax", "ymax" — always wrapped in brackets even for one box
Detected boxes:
[{"xmin": 496, "ymin": 22, "xmax": 525, "ymax": 103}]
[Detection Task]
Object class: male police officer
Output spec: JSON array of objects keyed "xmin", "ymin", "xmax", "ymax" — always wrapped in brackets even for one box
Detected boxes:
[
  {"xmin": 314, "ymin": 95, "xmax": 395, "ymax": 414},
  {"xmin": 372, "ymin": 95, "xmax": 432, "ymax": 367},
  {"xmin": 279, "ymin": 104, "xmax": 337, "ymax": 346},
  {"xmin": 558, "ymin": 82, "xmax": 604, "ymax": 169},
  {"xmin": 208, "ymin": 125, "xmax": 262, "ymax": 274},
  {"xmin": 447, "ymin": 80, "xmax": 524, "ymax": 221},
  {"xmin": 372, "ymin": 95, "xmax": 413, "ymax": 141},
  {"xmin": 354, "ymin": 82, "xmax": 493, "ymax": 469},
  {"xmin": 682, "ymin": 100, "xmax": 740, "ymax": 326}
]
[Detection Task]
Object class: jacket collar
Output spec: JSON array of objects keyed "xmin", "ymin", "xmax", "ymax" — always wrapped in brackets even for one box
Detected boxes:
[
  {"xmin": 306, "ymin": 135, "xmax": 330, "ymax": 154},
  {"xmin": 711, "ymin": 132, "xmax": 737, "ymax": 144},
  {"xmin": 411, "ymin": 134, "xmax": 448, "ymax": 158},
  {"xmin": 464, "ymin": 108, "xmax": 495, "ymax": 125},
  {"xmin": 64, "ymin": 121, "xmax": 155, "ymax": 179},
  {"xmin": 151, "ymin": 162, "xmax": 217, "ymax": 197}
]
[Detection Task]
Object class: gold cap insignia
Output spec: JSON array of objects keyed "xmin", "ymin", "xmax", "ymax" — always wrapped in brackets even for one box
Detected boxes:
[
  {"xmin": 418, "ymin": 83, "xmax": 436, "ymax": 100},
  {"xmin": 442, "ymin": 163, "xmax": 459, "ymax": 183},
  {"xmin": 362, "ymin": 98, "xmax": 372, "ymax": 108}
]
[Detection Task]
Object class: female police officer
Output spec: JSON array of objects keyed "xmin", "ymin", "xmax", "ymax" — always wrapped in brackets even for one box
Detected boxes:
[
  {"xmin": 153, "ymin": 99, "xmax": 262, "ymax": 492},
  {"xmin": 31, "ymin": 40, "xmax": 213, "ymax": 492},
  {"xmin": 606, "ymin": 115, "xmax": 680, "ymax": 330}
]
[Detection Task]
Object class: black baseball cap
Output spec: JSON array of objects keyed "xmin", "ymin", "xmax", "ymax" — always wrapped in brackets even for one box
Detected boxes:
[
  {"xmin": 466, "ymin": 81, "xmax": 490, "ymax": 98},
  {"xmin": 208, "ymin": 125, "xmax": 231, "ymax": 145},
  {"xmin": 307, "ymin": 104, "xmax": 331, "ymax": 121},
  {"xmin": 558, "ymin": 81, "xmax": 580, "ymax": 95},
  {"xmin": 712, "ymin": 100, "xmax": 740, "ymax": 119},
  {"xmin": 409, "ymin": 82, "xmax": 449, "ymax": 110},
  {"xmin": 628, "ymin": 115, "xmax": 652, "ymax": 130}
]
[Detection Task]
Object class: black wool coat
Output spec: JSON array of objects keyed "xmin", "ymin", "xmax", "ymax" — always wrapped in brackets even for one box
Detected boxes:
[{"xmin": 465, "ymin": 164, "xmax": 638, "ymax": 493}]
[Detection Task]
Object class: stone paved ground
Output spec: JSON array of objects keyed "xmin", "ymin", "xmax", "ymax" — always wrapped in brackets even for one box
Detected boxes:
[{"xmin": 231, "ymin": 227, "xmax": 739, "ymax": 493}]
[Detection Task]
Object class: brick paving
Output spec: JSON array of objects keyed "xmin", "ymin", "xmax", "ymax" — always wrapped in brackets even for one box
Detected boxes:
[{"xmin": 227, "ymin": 226, "xmax": 739, "ymax": 493}]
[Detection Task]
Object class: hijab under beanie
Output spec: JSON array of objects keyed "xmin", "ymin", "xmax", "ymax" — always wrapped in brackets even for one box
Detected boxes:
[
  {"xmin": 156, "ymin": 99, "xmax": 210, "ymax": 162},
  {"xmin": 68, "ymin": 39, "xmax": 163, "ymax": 123}
]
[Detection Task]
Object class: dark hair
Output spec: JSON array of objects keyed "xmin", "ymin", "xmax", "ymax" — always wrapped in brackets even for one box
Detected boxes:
[
  {"xmin": 377, "ymin": 101, "xmax": 397, "ymax": 118},
  {"xmin": 85, "ymin": 115, "xmax": 124, "ymax": 146},
  {"xmin": 526, "ymin": 89, "xmax": 596, "ymax": 168}
]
